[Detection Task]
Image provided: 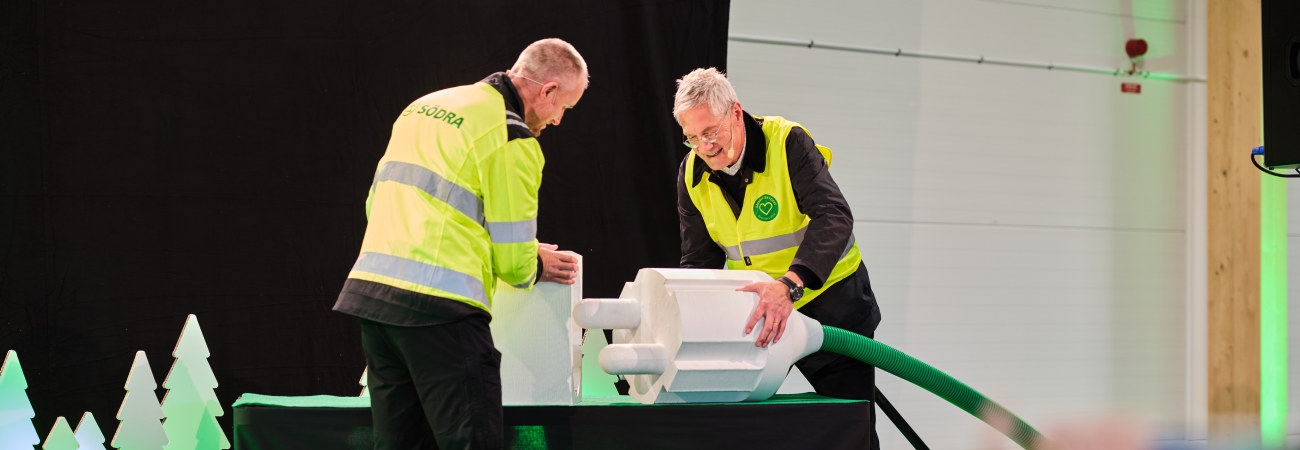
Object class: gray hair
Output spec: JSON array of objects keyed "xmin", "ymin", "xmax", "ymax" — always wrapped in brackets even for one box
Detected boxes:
[
  {"xmin": 510, "ymin": 38, "xmax": 589, "ymax": 91},
  {"xmin": 672, "ymin": 67, "xmax": 737, "ymax": 121}
]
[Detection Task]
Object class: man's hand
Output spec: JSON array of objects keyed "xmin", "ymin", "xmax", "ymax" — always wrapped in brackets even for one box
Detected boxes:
[
  {"xmin": 538, "ymin": 243, "xmax": 578, "ymax": 284},
  {"xmin": 739, "ymin": 279, "xmax": 794, "ymax": 348}
]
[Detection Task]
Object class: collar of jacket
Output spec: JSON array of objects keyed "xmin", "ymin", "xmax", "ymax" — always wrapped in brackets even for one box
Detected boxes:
[
  {"xmin": 482, "ymin": 71, "xmax": 526, "ymax": 120},
  {"xmin": 691, "ymin": 111, "xmax": 768, "ymax": 187}
]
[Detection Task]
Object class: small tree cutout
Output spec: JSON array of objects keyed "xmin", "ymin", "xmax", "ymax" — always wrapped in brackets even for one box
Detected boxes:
[
  {"xmin": 75, "ymin": 412, "xmax": 107, "ymax": 450},
  {"xmin": 161, "ymin": 315, "xmax": 228, "ymax": 450},
  {"xmin": 359, "ymin": 367, "xmax": 368, "ymax": 397},
  {"xmin": 193, "ymin": 411, "xmax": 224, "ymax": 450},
  {"xmin": 112, "ymin": 351, "xmax": 166, "ymax": 450},
  {"xmin": 41, "ymin": 416, "xmax": 77, "ymax": 450},
  {"xmin": 0, "ymin": 350, "xmax": 40, "ymax": 449}
]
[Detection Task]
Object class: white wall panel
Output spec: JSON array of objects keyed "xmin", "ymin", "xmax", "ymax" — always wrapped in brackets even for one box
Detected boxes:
[
  {"xmin": 916, "ymin": 0, "xmax": 1191, "ymax": 74},
  {"xmin": 860, "ymin": 221, "xmax": 1187, "ymax": 448},
  {"xmin": 728, "ymin": 1, "xmax": 1201, "ymax": 448}
]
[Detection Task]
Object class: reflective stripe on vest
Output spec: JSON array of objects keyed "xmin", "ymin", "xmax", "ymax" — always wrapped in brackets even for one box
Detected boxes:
[
  {"xmin": 375, "ymin": 161, "xmax": 483, "ymax": 224},
  {"xmin": 721, "ymin": 230, "xmax": 857, "ymax": 264},
  {"xmin": 375, "ymin": 160, "xmax": 537, "ymax": 245},
  {"xmin": 506, "ymin": 111, "xmax": 527, "ymax": 131},
  {"xmin": 487, "ymin": 218, "xmax": 538, "ymax": 244},
  {"xmin": 353, "ymin": 251, "xmax": 489, "ymax": 308},
  {"xmin": 722, "ymin": 226, "xmax": 806, "ymax": 261}
]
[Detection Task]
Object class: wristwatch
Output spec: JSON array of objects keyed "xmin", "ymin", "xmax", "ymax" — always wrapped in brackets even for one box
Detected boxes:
[{"xmin": 776, "ymin": 276, "xmax": 804, "ymax": 303}]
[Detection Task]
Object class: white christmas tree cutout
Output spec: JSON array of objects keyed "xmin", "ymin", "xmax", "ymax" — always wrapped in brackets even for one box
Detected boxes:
[
  {"xmin": 113, "ymin": 351, "xmax": 167, "ymax": 450},
  {"xmin": 75, "ymin": 412, "xmax": 108, "ymax": 450}
]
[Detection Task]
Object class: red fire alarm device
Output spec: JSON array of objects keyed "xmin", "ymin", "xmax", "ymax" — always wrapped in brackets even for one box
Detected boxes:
[
  {"xmin": 1121, "ymin": 82, "xmax": 1142, "ymax": 94},
  {"xmin": 1125, "ymin": 39, "xmax": 1149, "ymax": 59}
]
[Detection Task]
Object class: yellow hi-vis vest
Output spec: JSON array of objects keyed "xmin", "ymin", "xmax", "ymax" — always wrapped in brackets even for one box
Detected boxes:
[
  {"xmin": 684, "ymin": 116, "xmax": 862, "ymax": 309},
  {"xmin": 347, "ymin": 82, "xmax": 543, "ymax": 313}
]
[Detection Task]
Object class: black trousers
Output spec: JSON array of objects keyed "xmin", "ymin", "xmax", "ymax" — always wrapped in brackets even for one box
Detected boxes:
[
  {"xmin": 795, "ymin": 263, "xmax": 883, "ymax": 450},
  {"xmin": 359, "ymin": 316, "xmax": 503, "ymax": 450}
]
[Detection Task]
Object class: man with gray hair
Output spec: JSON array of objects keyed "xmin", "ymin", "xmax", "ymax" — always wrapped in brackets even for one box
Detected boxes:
[
  {"xmin": 674, "ymin": 67, "xmax": 882, "ymax": 449},
  {"xmin": 334, "ymin": 38, "xmax": 588, "ymax": 449}
]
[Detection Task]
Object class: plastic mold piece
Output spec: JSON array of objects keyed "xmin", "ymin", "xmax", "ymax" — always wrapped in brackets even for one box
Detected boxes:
[
  {"xmin": 491, "ymin": 251, "xmax": 584, "ymax": 405},
  {"xmin": 573, "ymin": 268, "xmax": 822, "ymax": 404}
]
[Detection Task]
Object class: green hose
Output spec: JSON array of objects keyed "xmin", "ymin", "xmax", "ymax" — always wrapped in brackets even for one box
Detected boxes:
[{"xmin": 820, "ymin": 325, "xmax": 1048, "ymax": 449}]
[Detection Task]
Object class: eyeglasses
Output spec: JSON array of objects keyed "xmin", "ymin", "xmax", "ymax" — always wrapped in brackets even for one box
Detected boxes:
[
  {"xmin": 683, "ymin": 117, "xmax": 728, "ymax": 149},
  {"xmin": 513, "ymin": 71, "xmax": 574, "ymax": 110},
  {"xmin": 514, "ymin": 72, "xmax": 547, "ymax": 86}
]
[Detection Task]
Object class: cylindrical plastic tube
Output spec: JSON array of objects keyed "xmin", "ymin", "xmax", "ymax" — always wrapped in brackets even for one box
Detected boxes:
[
  {"xmin": 599, "ymin": 343, "xmax": 668, "ymax": 375},
  {"xmin": 820, "ymin": 326, "xmax": 1047, "ymax": 449}
]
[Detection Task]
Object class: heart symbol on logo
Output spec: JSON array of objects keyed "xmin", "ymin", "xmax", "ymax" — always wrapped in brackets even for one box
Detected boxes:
[{"xmin": 753, "ymin": 194, "xmax": 779, "ymax": 221}]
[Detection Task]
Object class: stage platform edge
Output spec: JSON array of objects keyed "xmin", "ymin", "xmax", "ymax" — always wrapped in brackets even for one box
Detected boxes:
[{"xmin": 232, "ymin": 393, "xmax": 872, "ymax": 450}]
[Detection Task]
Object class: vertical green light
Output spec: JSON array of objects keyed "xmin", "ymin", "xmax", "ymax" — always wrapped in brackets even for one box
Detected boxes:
[{"xmin": 1260, "ymin": 172, "xmax": 1288, "ymax": 450}]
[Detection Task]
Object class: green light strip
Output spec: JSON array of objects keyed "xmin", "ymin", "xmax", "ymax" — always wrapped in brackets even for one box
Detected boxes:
[
  {"xmin": 510, "ymin": 425, "xmax": 549, "ymax": 449},
  {"xmin": 1260, "ymin": 174, "xmax": 1288, "ymax": 449},
  {"xmin": 1142, "ymin": 72, "xmax": 1193, "ymax": 82}
]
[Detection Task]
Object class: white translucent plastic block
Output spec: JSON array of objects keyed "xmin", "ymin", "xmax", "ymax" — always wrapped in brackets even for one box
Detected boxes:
[
  {"xmin": 574, "ymin": 268, "xmax": 823, "ymax": 405},
  {"xmin": 490, "ymin": 252, "xmax": 583, "ymax": 405}
]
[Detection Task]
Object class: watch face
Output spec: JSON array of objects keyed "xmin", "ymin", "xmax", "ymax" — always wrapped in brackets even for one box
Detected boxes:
[{"xmin": 779, "ymin": 276, "xmax": 803, "ymax": 302}]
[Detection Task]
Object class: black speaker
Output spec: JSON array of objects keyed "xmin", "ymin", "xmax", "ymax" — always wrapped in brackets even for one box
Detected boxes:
[{"xmin": 1262, "ymin": 0, "xmax": 1300, "ymax": 169}]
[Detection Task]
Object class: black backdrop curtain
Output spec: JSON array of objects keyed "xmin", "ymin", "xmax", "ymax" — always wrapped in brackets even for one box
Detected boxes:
[{"xmin": 0, "ymin": 0, "xmax": 729, "ymax": 439}]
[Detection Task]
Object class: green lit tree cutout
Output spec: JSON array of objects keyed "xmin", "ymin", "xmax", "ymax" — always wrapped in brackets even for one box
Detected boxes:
[
  {"xmin": 160, "ymin": 360, "xmax": 206, "ymax": 450},
  {"xmin": 75, "ymin": 412, "xmax": 107, "ymax": 450},
  {"xmin": 42, "ymin": 416, "xmax": 77, "ymax": 450},
  {"xmin": 194, "ymin": 411, "xmax": 224, "ymax": 450},
  {"xmin": 161, "ymin": 315, "xmax": 228, "ymax": 450},
  {"xmin": 112, "ymin": 351, "xmax": 167, "ymax": 450},
  {"xmin": 0, "ymin": 350, "xmax": 40, "ymax": 449}
]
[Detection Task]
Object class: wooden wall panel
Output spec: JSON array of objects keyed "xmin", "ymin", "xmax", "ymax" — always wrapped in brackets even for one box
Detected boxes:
[{"xmin": 1206, "ymin": 0, "xmax": 1261, "ymax": 442}]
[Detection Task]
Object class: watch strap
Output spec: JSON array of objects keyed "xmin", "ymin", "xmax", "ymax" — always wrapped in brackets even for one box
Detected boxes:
[{"xmin": 776, "ymin": 276, "xmax": 797, "ymax": 290}]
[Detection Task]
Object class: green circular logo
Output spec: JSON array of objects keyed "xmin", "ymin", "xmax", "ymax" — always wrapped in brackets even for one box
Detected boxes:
[{"xmin": 753, "ymin": 194, "xmax": 779, "ymax": 221}]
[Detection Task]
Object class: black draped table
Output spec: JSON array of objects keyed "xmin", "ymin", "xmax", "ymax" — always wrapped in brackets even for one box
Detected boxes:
[{"xmin": 232, "ymin": 392, "xmax": 872, "ymax": 450}]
